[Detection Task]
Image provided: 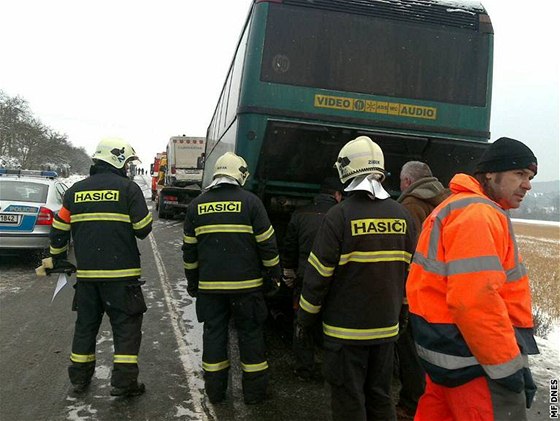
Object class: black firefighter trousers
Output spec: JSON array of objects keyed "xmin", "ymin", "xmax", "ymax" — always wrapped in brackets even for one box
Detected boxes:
[
  {"xmin": 323, "ymin": 339, "xmax": 396, "ymax": 421},
  {"xmin": 68, "ymin": 280, "xmax": 147, "ymax": 388},
  {"xmin": 196, "ymin": 292, "xmax": 269, "ymax": 403}
]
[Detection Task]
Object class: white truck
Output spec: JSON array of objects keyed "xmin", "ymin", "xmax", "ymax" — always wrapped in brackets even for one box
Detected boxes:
[{"xmin": 156, "ymin": 135, "xmax": 205, "ymax": 219}]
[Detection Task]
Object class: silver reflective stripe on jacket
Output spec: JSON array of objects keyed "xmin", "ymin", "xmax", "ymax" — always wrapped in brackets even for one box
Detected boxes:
[{"xmin": 414, "ymin": 196, "xmax": 526, "ymax": 283}]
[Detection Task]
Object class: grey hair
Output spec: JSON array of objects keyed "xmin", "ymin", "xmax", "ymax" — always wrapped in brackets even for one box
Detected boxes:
[{"xmin": 401, "ymin": 161, "xmax": 433, "ymax": 182}]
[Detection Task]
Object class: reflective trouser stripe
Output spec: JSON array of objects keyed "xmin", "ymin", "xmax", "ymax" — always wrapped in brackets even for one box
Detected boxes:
[
  {"xmin": 241, "ymin": 361, "xmax": 269, "ymax": 373},
  {"xmin": 114, "ymin": 354, "xmax": 138, "ymax": 364},
  {"xmin": 202, "ymin": 360, "xmax": 230, "ymax": 372},
  {"xmin": 71, "ymin": 353, "xmax": 96, "ymax": 363}
]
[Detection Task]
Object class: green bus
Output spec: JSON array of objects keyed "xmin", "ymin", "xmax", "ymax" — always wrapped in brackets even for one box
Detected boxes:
[{"xmin": 203, "ymin": 0, "xmax": 493, "ymax": 212}]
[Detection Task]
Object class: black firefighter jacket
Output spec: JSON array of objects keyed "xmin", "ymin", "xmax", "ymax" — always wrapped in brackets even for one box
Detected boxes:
[
  {"xmin": 282, "ymin": 193, "xmax": 338, "ymax": 280},
  {"xmin": 49, "ymin": 164, "xmax": 153, "ymax": 281},
  {"xmin": 182, "ymin": 183, "xmax": 280, "ymax": 294},
  {"xmin": 298, "ymin": 191, "xmax": 417, "ymax": 345}
]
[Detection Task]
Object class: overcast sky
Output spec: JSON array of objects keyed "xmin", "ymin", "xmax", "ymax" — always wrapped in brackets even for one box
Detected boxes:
[{"xmin": 1, "ymin": 0, "xmax": 558, "ymax": 181}]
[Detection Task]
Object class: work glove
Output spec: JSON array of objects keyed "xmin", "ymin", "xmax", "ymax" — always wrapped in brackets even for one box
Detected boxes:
[
  {"xmin": 523, "ymin": 367, "xmax": 537, "ymax": 409},
  {"xmin": 35, "ymin": 257, "xmax": 77, "ymax": 276},
  {"xmin": 296, "ymin": 305, "xmax": 318, "ymax": 329},
  {"xmin": 187, "ymin": 282, "xmax": 198, "ymax": 298},
  {"xmin": 185, "ymin": 272, "xmax": 198, "ymax": 298},
  {"xmin": 282, "ymin": 268, "xmax": 296, "ymax": 288},
  {"xmin": 263, "ymin": 266, "xmax": 282, "ymax": 298}
]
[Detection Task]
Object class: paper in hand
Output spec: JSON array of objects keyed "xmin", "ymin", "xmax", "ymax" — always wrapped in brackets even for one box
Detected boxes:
[{"xmin": 51, "ymin": 273, "xmax": 68, "ymax": 303}]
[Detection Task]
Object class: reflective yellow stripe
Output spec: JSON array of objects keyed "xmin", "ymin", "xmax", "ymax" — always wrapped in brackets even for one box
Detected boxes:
[
  {"xmin": 308, "ymin": 252, "xmax": 335, "ymax": 277},
  {"xmin": 195, "ymin": 224, "xmax": 253, "ymax": 235},
  {"xmin": 114, "ymin": 354, "xmax": 138, "ymax": 364},
  {"xmin": 50, "ymin": 244, "xmax": 68, "ymax": 255},
  {"xmin": 255, "ymin": 226, "xmax": 274, "ymax": 243},
  {"xmin": 53, "ymin": 219, "xmax": 71, "ymax": 231},
  {"xmin": 183, "ymin": 234, "xmax": 198, "ymax": 244},
  {"xmin": 202, "ymin": 360, "xmax": 230, "ymax": 372},
  {"xmin": 71, "ymin": 213, "xmax": 131, "ymax": 223},
  {"xmin": 199, "ymin": 278, "xmax": 263, "ymax": 290},
  {"xmin": 132, "ymin": 213, "xmax": 153, "ymax": 230},
  {"xmin": 262, "ymin": 255, "xmax": 280, "ymax": 267},
  {"xmin": 323, "ymin": 322, "xmax": 399, "ymax": 340},
  {"xmin": 71, "ymin": 353, "xmax": 96, "ymax": 363},
  {"xmin": 299, "ymin": 295, "xmax": 321, "ymax": 314},
  {"xmin": 184, "ymin": 261, "xmax": 198, "ymax": 270},
  {"xmin": 241, "ymin": 361, "xmax": 269, "ymax": 373},
  {"xmin": 338, "ymin": 250, "xmax": 412, "ymax": 265},
  {"xmin": 77, "ymin": 268, "xmax": 142, "ymax": 278}
]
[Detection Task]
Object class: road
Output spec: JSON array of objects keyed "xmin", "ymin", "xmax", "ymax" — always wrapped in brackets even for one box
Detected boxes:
[
  {"xmin": 0, "ymin": 176, "xmax": 328, "ymax": 421},
  {"xmin": 0, "ymin": 176, "xmax": 557, "ymax": 420}
]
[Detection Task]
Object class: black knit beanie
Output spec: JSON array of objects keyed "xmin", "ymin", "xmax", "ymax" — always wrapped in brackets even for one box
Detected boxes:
[{"xmin": 475, "ymin": 137, "xmax": 538, "ymax": 175}]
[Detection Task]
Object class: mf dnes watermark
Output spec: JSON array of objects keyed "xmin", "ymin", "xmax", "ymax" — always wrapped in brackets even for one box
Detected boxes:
[{"xmin": 551, "ymin": 378, "xmax": 559, "ymax": 419}]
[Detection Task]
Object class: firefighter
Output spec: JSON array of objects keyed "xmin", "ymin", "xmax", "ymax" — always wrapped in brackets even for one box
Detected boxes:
[
  {"xmin": 407, "ymin": 137, "xmax": 539, "ymax": 420},
  {"xmin": 282, "ymin": 176, "xmax": 343, "ymax": 380},
  {"xmin": 182, "ymin": 151, "xmax": 281, "ymax": 405},
  {"xmin": 297, "ymin": 136, "xmax": 416, "ymax": 420},
  {"xmin": 44, "ymin": 138, "xmax": 153, "ymax": 396}
]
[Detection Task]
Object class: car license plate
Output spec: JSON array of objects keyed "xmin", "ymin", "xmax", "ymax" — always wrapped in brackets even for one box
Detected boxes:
[{"xmin": 0, "ymin": 213, "xmax": 21, "ymax": 225}]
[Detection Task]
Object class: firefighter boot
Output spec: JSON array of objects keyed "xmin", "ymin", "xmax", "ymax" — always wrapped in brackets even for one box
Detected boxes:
[{"xmin": 110, "ymin": 381, "xmax": 145, "ymax": 397}]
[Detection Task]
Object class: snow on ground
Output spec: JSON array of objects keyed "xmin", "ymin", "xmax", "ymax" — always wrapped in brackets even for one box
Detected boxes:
[{"xmin": 513, "ymin": 218, "xmax": 560, "ymax": 227}]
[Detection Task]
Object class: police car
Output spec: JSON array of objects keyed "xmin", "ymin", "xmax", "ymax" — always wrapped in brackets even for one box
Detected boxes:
[{"xmin": 0, "ymin": 169, "xmax": 68, "ymax": 253}]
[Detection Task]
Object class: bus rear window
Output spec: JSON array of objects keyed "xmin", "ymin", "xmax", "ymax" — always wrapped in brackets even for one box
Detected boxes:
[{"xmin": 261, "ymin": 4, "xmax": 489, "ymax": 106}]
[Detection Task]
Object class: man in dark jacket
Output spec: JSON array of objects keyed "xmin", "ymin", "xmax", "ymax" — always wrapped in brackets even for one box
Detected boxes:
[
  {"xmin": 183, "ymin": 151, "xmax": 281, "ymax": 405},
  {"xmin": 46, "ymin": 138, "xmax": 153, "ymax": 396},
  {"xmin": 298, "ymin": 136, "xmax": 416, "ymax": 421},
  {"xmin": 282, "ymin": 177, "xmax": 343, "ymax": 380},
  {"xmin": 395, "ymin": 161, "xmax": 450, "ymax": 418}
]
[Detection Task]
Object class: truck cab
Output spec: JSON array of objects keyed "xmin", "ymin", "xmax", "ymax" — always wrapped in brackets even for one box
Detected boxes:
[{"xmin": 156, "ymin": 136, "xmax": 206, "ymax": 219}]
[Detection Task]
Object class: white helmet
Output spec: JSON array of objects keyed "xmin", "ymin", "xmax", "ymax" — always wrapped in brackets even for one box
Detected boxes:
[
  {"xmin": 92, "ymin": 138, "xmax": 139, "ymax": 169},
  {"xmin": 334, "ymin": 136, "xmax": 386, "ymax": 183},
  {"xmin": 213, "ymin": 152, "xmax": 250, "ymax": 186}
]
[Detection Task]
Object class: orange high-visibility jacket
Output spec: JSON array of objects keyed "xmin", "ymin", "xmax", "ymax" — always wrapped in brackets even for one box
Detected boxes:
[{"xmin": 406, "ymin": 174, "xmax": 538, "ymax": 388}]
